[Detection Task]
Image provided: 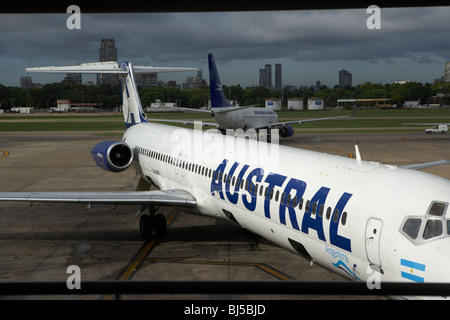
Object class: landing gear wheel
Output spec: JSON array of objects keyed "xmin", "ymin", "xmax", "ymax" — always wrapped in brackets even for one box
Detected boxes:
[
  {"xmin": 139, "ymin": 214, "xmax": 152, "ymax": 240},
  {"xmin": 154, "ymin": 213, "xmax": 167, "ymax": 239}
]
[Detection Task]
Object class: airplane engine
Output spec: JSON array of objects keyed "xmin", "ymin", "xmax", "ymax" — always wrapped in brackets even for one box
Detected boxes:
[
  {"xmin": 91, "ymin": 141, "xmax": 133, "ymax": 172},
  {"xmin": 279, "ymin": 125, "xmax": 294, "ymax": 138}
]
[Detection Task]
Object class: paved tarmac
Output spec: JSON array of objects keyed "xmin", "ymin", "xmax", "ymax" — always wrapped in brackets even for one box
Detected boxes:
[{"xmin": 1, "ymin": 130, "xmax": 449, "ymax": 300}]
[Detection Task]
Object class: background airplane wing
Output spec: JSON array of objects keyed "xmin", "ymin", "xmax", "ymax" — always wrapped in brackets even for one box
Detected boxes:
[
  {"xmin": 0, "ymin": 189, "xmax": 196, "ymax": 207},
  {"xmin": 262, "ymin": 103, "xmax": 357, "ymax": 129},
  {"xmin": 402, "ymin": 159, "xmax": 450, "ymax": 170},
  {"xmin": 150, "ymin": 118, "xmax": 218, "ymax": 127}
]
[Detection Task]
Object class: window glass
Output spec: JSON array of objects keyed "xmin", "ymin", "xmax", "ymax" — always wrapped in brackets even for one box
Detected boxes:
[
  {"xmin": 298, "ymin": 198, "xmax": 303, "ymax": 210},
  {"xmin": 423, "ymin": 219, "xmax": 443, "ymax": 240},
  {"xmin": 332, "ymin": 209, "xmax": 340, "ymax": 223},
  {"xmin": 326, "ymin": 207, "xmax": 331, "ymax": 220},
  {"xmin": 402, "ymin": 218, "xmax": 422, "ymax": 239},
  {"xmin": 312, "ymin": 202, "xmax": 317, "ymax": 215},
  {"xmin": 319, "ymin": 205, "xmax": 324, "ymax": 218},
  {"xmin": 429, "ymin": 202, "xmax": 446, "ymax": 216},
  {"xmin": 341, "ymin": 211, "xmax": 347, "ymax": 225}
]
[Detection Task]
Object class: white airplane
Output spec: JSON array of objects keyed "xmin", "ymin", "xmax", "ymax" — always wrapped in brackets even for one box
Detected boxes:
[
  {"xmin": 156, "ymin": 53, "xmax": 356, "ymax": 141},
  {"xmin": 1, "ymin": 59, "xmax": 450, "ymax": 298}
]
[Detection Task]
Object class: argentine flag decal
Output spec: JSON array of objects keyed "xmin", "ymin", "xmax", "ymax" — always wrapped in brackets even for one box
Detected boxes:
[{"xmin": 401, "ymin": 259, "xmax": 426, "ymax": 282}]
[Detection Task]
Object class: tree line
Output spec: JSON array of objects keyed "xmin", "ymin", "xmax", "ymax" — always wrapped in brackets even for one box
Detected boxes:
[{"xmin": 1, "ymin": 80, "xmax": 450, "ymax": 111}]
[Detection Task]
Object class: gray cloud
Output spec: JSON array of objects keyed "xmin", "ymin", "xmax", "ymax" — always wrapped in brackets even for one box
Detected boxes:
[{"xmin": 0, "ymin": 7, "xmax": 449, "ymax": 87}]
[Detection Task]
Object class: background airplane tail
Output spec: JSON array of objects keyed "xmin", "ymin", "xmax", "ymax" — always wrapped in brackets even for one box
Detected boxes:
[
  {"xmin": 208, "ymin": 53, "xmax": 233, "ymax": 108},
  {"xmin": 26, "ymin": 61, "xmax": 197, "ymax": 127}
]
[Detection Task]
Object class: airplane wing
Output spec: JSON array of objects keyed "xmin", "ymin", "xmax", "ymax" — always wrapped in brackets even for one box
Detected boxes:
[
  {"xmin": 160, "ymin": 106, "xmax": 212, "ymax": 113},
  {"xmin": 26, "ymin": 61, "xmax": 198, "ymax": 75},
  {"xmin": 402, "ymin": 159, "xmax": 450, "ymax": 170},
  {"xmin": 150, "ymin": 119, "xmax": 218, "ymax": 127},
  {"xmin": 0, "ymin": 189, "xmax": 196, "ymax": 207},
  {"xmin": 263, "ymin": 103, "xmax": 357, "ymax": 130}
]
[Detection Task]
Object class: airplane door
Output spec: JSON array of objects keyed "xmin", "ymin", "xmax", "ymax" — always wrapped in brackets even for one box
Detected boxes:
[{"xmin": 365, "ymin": 218, "xmax": 383, "ymax": 267}]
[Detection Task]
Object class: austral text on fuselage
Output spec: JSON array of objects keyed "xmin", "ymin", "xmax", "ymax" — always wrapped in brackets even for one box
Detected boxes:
[{"xmin": 210, "ymin": 159, "xmax": 353, "ymax": 252}]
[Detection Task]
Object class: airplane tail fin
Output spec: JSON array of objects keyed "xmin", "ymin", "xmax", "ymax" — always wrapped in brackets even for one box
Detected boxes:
[
  {"xmin": 26, "ymin": 61, "xmax": 197, "ymax": 127},
  {"xmin": 208, "ymin": 53, "xmax": 233, "ymax": 108}
]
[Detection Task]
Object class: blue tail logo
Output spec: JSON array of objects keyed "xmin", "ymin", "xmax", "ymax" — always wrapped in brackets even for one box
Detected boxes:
[{"xmin": 208, "ymin": 53, "xmax": 232, "ymax": 109}]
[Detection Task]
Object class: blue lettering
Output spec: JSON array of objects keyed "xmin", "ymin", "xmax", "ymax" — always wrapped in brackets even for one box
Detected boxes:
[
  {"xmin": 210, "ymin": 159, "xmax": 353, "ymax": 253},
  {"xmin": 242, "ymin": 167, "xmax": 264, "ymax": 212},
  {"xmin": 225, "ymin": 162, "xmax": 241, "ymax": 204},
  {"xmin": 329, "ymin": 192, "xmax": 352, "ymax": 252},
  {"xmin": 279, "ymin": 178, "xmax": 306, "ymax": 231},
  {"xmin": 263, "ymin": 173, "xmax": 287, "ymax": 219},
  {"xmin": 301, "ymin": 187, "xmax": 330, "ymax": 241},
  {"xmin": 210, "ymin": 159, "xmax": 228, "ymax": 199}
]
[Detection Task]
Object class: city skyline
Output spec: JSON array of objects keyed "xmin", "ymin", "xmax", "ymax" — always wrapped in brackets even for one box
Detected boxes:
[{"xmin": 1, "ymin": 8, "xmax": 450, "ymax": 88}]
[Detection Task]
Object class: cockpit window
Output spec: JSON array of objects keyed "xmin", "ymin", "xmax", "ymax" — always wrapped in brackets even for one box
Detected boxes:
[
  {"xmin": 402, "ymin": 218, "xmax": 422, "ymax": 240},
  {"xmin": 423, "ymin": 219, "xmax": 443, "ymax": 240},
  {"xmin": 401, "ymin": 201, "xmax": 448, "ymax": 245},
  {"xmin": 428, "ymin": 202, "xmax": 447, "ymax": 216}
]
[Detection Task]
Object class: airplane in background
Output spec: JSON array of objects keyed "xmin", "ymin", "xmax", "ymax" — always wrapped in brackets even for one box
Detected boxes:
[
  {"xmin": 1, "ymin": 59, "xmax": 450, "ymax": 298},
  {"xmin": 156, "ymin": 53, "xmax": 356, "ymax": 141}
]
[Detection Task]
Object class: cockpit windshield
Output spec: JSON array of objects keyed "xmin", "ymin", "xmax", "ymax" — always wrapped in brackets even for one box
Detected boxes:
[{"xmin": 401, "ymin": 201, "xmax": 448, "ymax": 245}]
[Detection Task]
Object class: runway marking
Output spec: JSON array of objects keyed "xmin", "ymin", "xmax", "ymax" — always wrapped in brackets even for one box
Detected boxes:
[
  {"xmin": 145, "ymin": 258, "xmax": 295, "ymax": 281},
  {"xmin": 323, "ymin": 149, "xmax": 354, "ymax": 158},
  {"xmin": 102, "ymin": 210, "xmax": 178, "ymax": 300},
  {"xmin": 117, "ymin": 211, "xmax": 179, "ymax": 281},
  {"xmin": 0, "ymin": 150, "xmax": 9, "ymax": 159}
]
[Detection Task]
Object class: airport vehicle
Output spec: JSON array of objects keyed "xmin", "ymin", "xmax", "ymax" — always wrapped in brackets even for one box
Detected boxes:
[
  {"xmin": 1, "ymin": 60, "xmax": 450, "ymax": 297},
  {"xmin": 404, "ymin": 123, "xmax": 449, "ymax": 134},
  {"xmin": 158, "ymin": 53, "xmax": 356, "ymax": 141},
  {"xmin": 425, "ymin": 125, "xmax": 448, "ymax": 134}
]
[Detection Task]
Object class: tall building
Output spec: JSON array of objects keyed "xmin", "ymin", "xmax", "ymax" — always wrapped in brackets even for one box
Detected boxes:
[
  {"xmin": 98, "ymin": 39, "xmax": 119, "ymax": 86},
  {"xmin": 64, "ymin": 73, "xmax": 82, "ymax": 84},
  {"xmin": 339, "ymin": 69, "xmax": 352, "ymax": 88},
  {"xmin": 259, "ymin": 64, "xmax": 273, "ymax": 89},
  {"xmin": 275, "ymin": 64, "xmax": 282, "ymax": 90},
  {"xmin": 264, "ymin": 64, "xmax": 272, "ymax": 89},
  {"xmin": 20, "ymin": 76, "xmax": 32, "ymax": 88},
  {"xmin": 259, "ymin": 69, "xmax": 266, "ymax": 87}
]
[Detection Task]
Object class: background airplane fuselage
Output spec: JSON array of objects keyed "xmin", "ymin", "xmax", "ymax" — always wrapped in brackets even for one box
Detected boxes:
[{"xmin": 211, "ymin": 107, "xmax": 279, "ymax": 131}]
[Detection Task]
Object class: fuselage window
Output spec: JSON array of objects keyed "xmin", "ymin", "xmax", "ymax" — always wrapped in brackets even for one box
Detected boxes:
[
  {"xmin": 312, "ymin": 202, "xmax": 317, "ymax": 215},
  {"xmin": 341, "ymin": 211, "xmax": 347, "ymax": 225},
  {"xmin": 326, "ymin": 207, "xmax": 331, "ymax": 220},
  {"xmin": 298, "ymin": 198, "xmax": 303, "ymax": 210},
  {"xmin": 319, "ymin": 204, "xmax": 324, "ymax": 218},
  {"xmin": 332, "ymin": 209, "xmax": 340, "ymax": 223}
]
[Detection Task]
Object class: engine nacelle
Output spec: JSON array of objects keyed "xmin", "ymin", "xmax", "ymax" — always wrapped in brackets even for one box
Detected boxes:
[
  {"xmin": 91, "ymin": 141, "xmax": 133, "ymax": 172},
  {"xmin": 279, "ymin": 125, "xmax": 294, "ymax": 138}
]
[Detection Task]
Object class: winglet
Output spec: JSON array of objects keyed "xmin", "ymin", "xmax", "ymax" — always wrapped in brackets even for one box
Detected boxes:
[{"xmin": 355, "ymin": 145, "xmax": 362, "ymax": 165}]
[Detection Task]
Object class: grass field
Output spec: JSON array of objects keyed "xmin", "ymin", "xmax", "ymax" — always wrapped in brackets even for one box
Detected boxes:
[{"xmin": 1, "ymin": 108, "xmax": 450, "ymax": 133}]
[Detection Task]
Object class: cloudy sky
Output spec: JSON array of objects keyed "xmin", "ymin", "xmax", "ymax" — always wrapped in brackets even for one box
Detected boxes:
[{"xmin": 1, "ymin": 6, "xmax": 450, "ymax": 88}]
